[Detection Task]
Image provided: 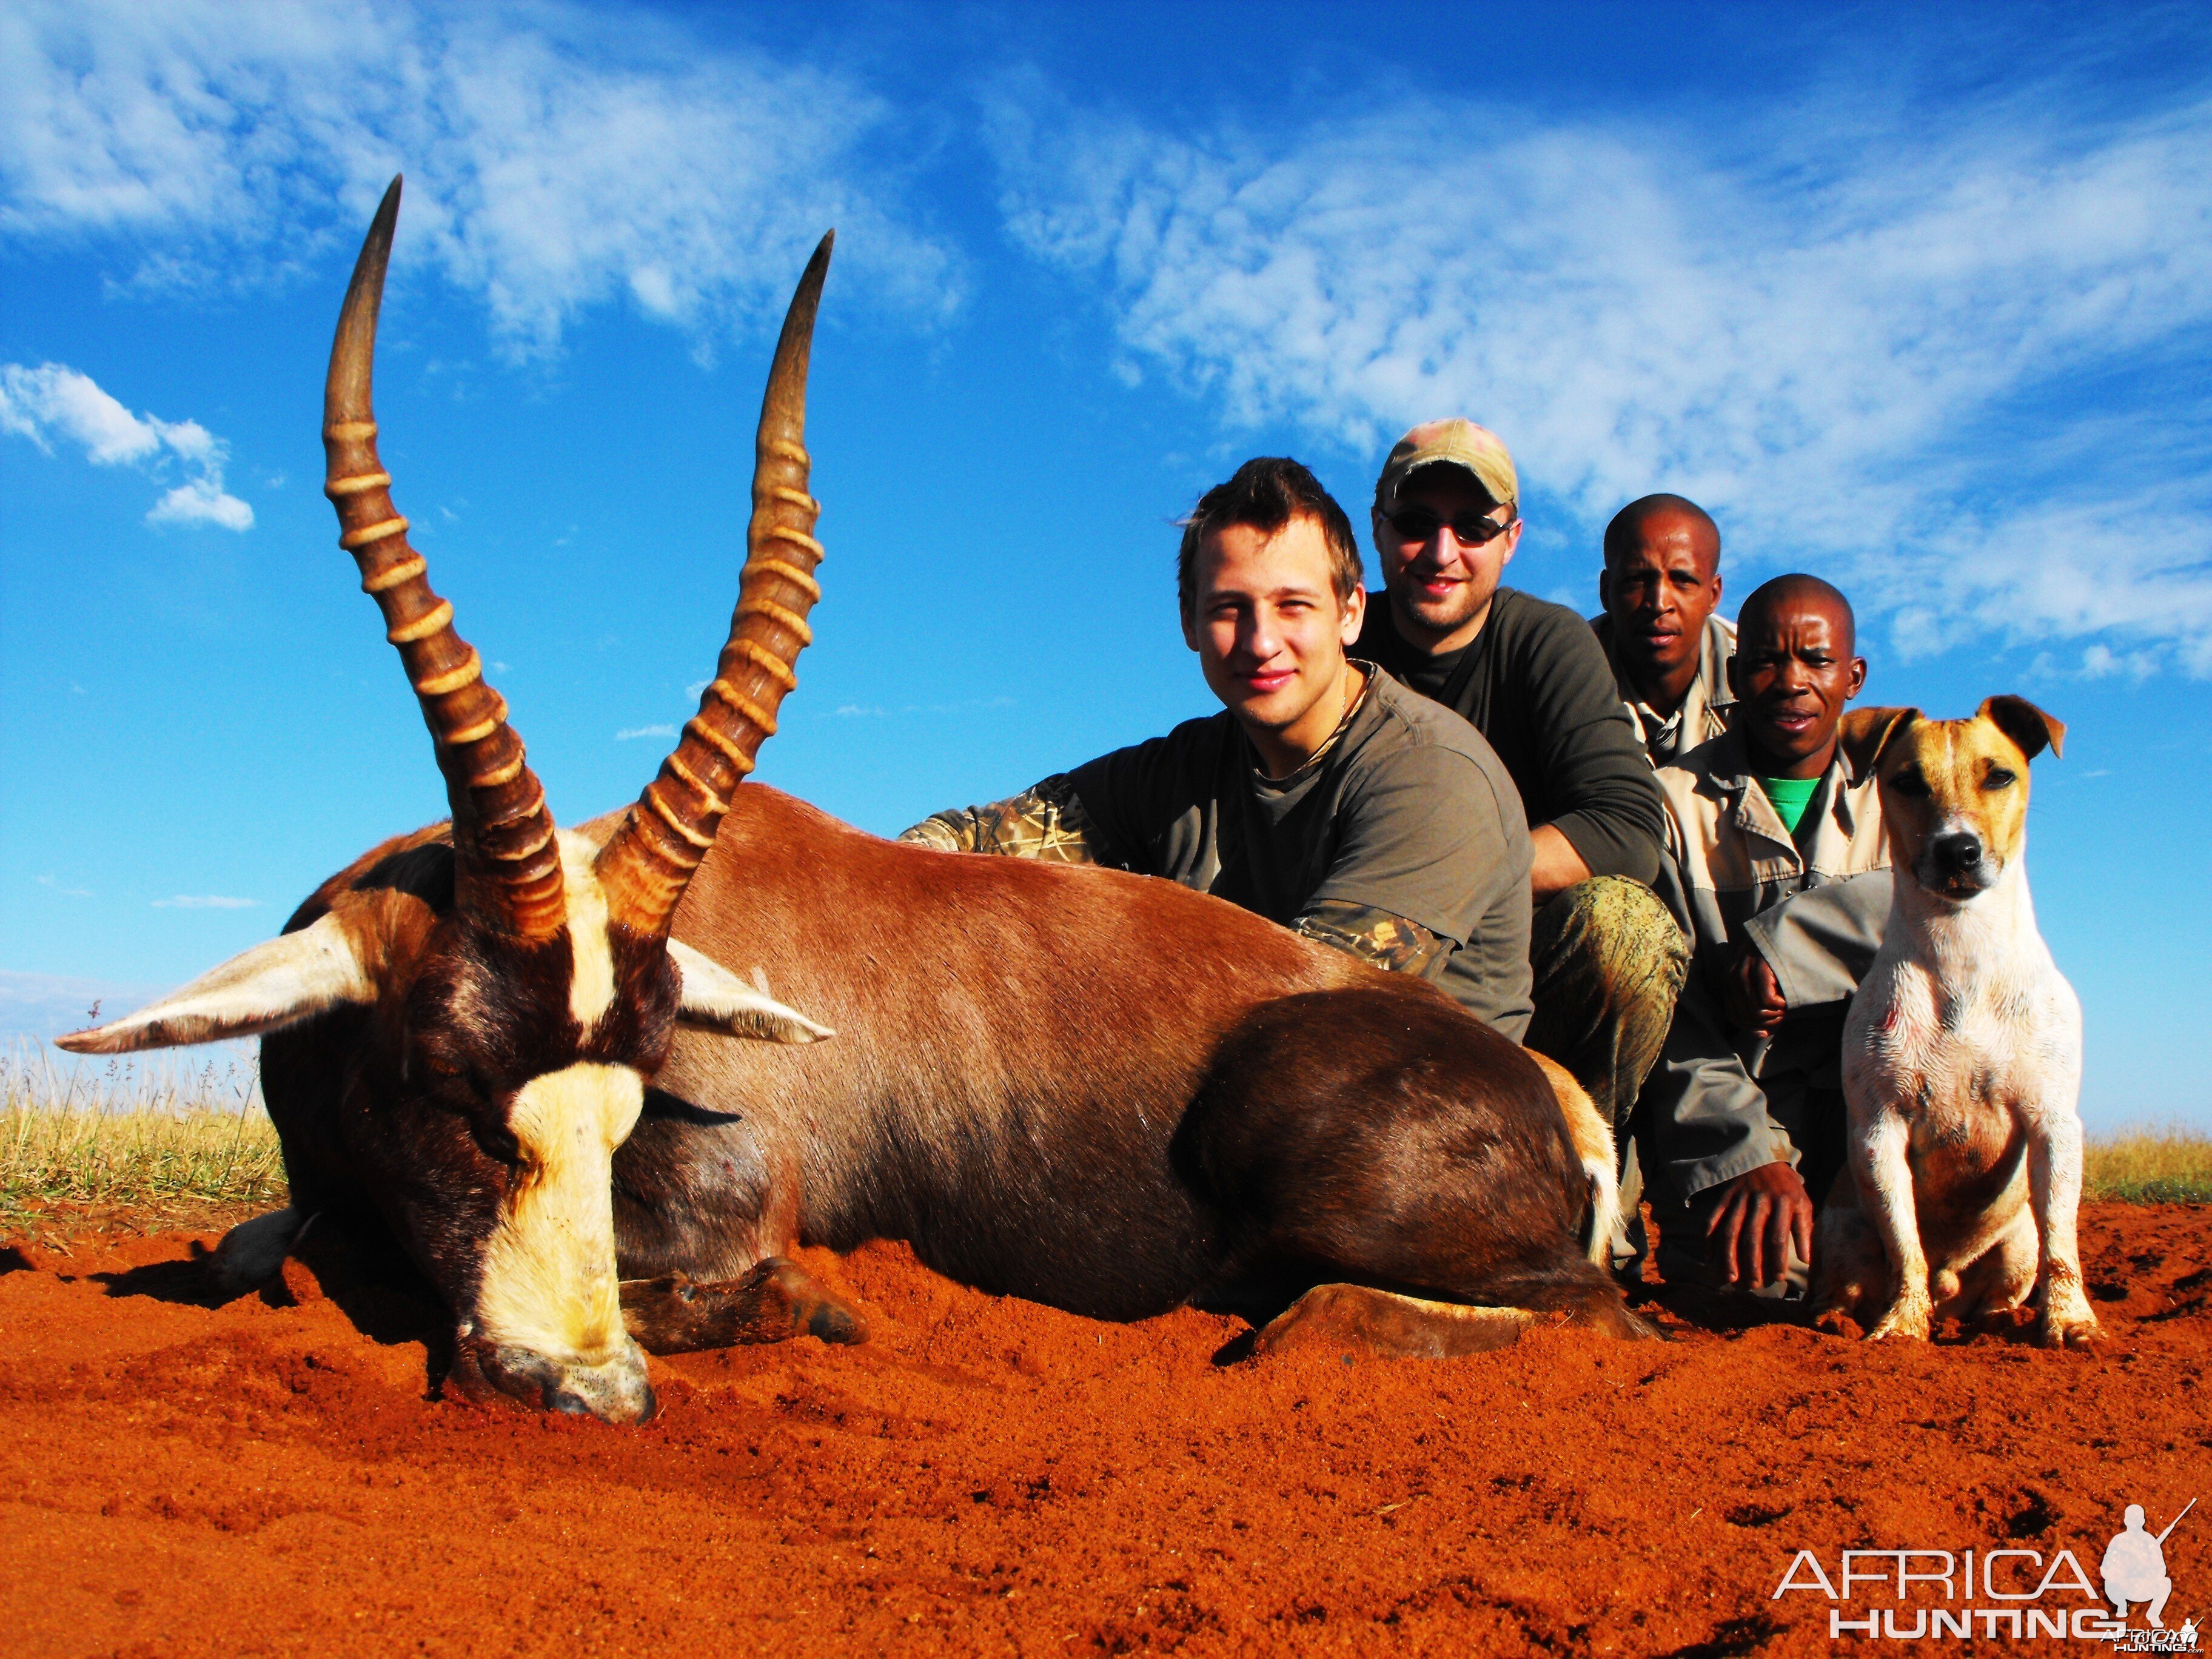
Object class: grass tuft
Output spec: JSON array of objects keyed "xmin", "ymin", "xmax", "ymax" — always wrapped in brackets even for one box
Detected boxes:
[
  {"xmin": 1, "ymin": 1044, "xmax": 283, "ymax": 1235},
  {"xmin": 2083, "ymin": 1125, "xmax": 2212, "ymax": 1204}
]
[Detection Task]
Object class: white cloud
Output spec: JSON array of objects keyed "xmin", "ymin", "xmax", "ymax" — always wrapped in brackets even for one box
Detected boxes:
[
  {"xmin": 0, "ymin": 360, "xmax": 156, "ymax": 461},
  {"xmin": 0, "ymin": 361, "xmax": 253, "ymax": 529},
  {"xmin": 614, "ymin": 723, "xmax": 676, "ymax": 741},
  {"xmin": 147, "ymin": 479, "xmax": 255, "ymax": 531},
  {"xmin": 151, "ymin": 894, "xmax": 259, "ymax": 909},
  {"xmin": 0, "ymin": 0, "xmax": 962, "ymax": 355},
  {"xmin": 988, "ymin": 76, "xmax": 2212, "ymax": 671},
  {"xmin": 829, "ymin": 695, "xmax": 1014, "ymax": 719}
]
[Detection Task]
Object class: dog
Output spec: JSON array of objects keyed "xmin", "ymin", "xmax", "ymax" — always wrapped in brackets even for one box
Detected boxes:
[{"xmin": 1810, "ymin": 695, "xmax": 2099, "ymax": 1349}]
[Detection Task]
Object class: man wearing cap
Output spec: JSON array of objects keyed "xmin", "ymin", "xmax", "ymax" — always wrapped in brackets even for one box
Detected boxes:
[
  {"xmin": 900, "ymin": 455, "xmax": 1536, "ymax": 1036},
  {"xmin": 1353, "ymin": 420, "xmax": 1686, "ymax": 1156},
  {"xmin": 1594, "ymin": 494, "xmax": 1735, "ymax": 768}
]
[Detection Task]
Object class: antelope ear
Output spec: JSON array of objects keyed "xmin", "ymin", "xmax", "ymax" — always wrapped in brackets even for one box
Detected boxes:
[
  {"xmin": 1979, "ymin": 694, "xmax": 2065, "ymax": 762},
  {"xmin": 667, "ymin": 939, "xmax": 834, "ymax": 1045},
  {"xmin": 1838, "ymin": 706, "xmax": 1922, "ymax": 777},
  {"xmin": 55, "ymin": 912, "xmax": 376, "ymax": 1054}
]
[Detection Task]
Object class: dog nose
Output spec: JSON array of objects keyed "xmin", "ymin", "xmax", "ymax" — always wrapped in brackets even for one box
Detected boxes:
[{"xmin": 1932, "ymin": 831, "xmax": 1983, "ymax": 874}]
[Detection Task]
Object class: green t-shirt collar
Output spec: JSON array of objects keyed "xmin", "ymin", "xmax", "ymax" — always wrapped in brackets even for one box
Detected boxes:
[{"xmin": 1757, "ymin": 773, "xmax": 1822, "ymax": 834}]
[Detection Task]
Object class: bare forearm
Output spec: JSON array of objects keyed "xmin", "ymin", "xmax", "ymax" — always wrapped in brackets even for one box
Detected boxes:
[{"xmin": 1530, "ymin": 823, "xmax": 1592, "ymax": 903}]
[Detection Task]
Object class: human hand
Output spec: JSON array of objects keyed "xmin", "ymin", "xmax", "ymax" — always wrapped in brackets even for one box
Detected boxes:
[
  {"xmin": 1721, "ymin": 945, "xmax": 1785, "ymax": 1036},
  {"xmin": 1703, "ymin": 1161, "xmax": 1813, "ymax": 1289}
]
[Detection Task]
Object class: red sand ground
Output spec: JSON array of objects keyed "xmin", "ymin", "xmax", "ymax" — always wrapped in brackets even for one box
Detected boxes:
[{"xmin": 2, "ymin": 1204, "xmax": 2206, "ymax": 1658}]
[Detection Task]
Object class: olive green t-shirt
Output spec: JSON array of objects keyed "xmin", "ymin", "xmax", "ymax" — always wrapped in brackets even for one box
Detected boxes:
[{"xmin": 1067, "ymin": 667, "xmax": 1535, "ymax": 1037}]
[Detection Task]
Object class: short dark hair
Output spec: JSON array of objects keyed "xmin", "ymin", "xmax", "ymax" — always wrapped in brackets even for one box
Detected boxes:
[
  {"xmin": 1740, "ymin": 572, "xmax": 1856, "ymax": 653},
  {"xmin": 1177, "ymin": 457, "xmax": 1362, "ymax": 624},
  {"xmin": 1602, "ymin": 494, "xmax": 1721, "ymax": 571}
]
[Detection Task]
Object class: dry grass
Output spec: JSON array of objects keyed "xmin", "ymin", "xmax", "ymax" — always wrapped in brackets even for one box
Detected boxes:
[
  {"xmin": 0, "ymin": 1038, "xmax": 2204, "ymax": 1249},
  {"xmin": 1, "ymin": 1044, "xmax": 283, "ymax": 1242},
  {"xmin": 2083, "ymin": 1125, "xmax": 2212, "ymax": 1204}
]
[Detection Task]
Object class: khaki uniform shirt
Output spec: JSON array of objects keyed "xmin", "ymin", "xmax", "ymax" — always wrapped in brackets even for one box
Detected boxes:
[
  {"xmin": 1592, "ymin": 612, "xmax": 1736, "ymax": 768},
  {"xmin": 1641, "ymin": 729, "xmax": 1892, "ymax": 1200}
]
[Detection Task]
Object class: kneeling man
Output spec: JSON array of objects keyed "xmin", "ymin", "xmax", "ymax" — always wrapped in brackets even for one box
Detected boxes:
[
  {"xmin": 1643, "ymin": 575, "xmax": 1893, "ymax": 1293},
  {"xmin": 902, "ymin": 457, "xmax": 1534, "ymax": 1035},
  {"xmin": 1355, "ymin": 423, "xmax": 1686, "ymax": 1135}
]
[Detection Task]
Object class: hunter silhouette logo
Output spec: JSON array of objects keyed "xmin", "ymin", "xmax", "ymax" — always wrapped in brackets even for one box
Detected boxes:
[{"xmin": 2105, "ymin": 1500, "xmax": 2194, "ymax": 1648}]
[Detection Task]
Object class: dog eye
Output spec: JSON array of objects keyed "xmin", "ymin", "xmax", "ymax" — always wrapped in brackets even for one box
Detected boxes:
[
  {"xmin": 1981, "ymin": 768, "xmax": 2017, "ymax": 790},
  {"xmin": 1890, "ymin": 769, "xmax": 1929, "ymax": 797}
]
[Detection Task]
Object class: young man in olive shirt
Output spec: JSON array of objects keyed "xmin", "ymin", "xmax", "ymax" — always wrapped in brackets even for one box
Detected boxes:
[
  {"xmin": 902, "ymin": 457, "xmax": 1535, "ymax": 1035},
  {"xmin": 1352, "ymin": 421, "xmax": 1687, "ymax": 1138}
]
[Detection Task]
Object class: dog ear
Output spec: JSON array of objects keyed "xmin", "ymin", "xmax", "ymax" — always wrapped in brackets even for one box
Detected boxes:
[
  {"xmin": 1838, "ymin": 706, "xmax": 1920, "ymax": 777},
  {"xmin": 1979, "ymin": 695, "xmax": 2065, "ymax": 762}
]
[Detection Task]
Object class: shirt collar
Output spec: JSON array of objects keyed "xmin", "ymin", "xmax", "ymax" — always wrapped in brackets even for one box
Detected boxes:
[
  {"xmin": 1244, "ymin": 660, "xmax": 1378, "ymax": 786},
  {"xmin": 1706, "ymin": 729, "xmax": 1861, "ymax": 851}
]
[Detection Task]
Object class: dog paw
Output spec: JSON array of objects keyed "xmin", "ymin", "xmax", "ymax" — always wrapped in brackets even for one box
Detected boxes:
[
  {"xmin": 1866, "ymin": 1299, "xmax": 1932, "ymax": 1342},
  {"xmin": 2036, "ymin": 1311, "xmax": 2105, "ymax": 1352}
]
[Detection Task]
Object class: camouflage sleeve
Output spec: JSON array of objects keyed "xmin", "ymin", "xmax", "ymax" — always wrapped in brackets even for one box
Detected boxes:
[
  {"xmin": 896, "ymin": 774, "xmax": 1104, "ymax": 865},
  {"xmin": 1292, "ymin": 899, "xmax": 1453, "ymax": 979}
]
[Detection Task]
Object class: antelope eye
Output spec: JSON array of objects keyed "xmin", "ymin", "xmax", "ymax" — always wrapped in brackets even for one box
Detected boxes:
[
  {"xmin": 1982, "ymin": 768, "xmax": 2017, "ymax": 790},
  {"xmin": 1889, "ymin": 769, "xmax": 1930, "ymax": 797}
]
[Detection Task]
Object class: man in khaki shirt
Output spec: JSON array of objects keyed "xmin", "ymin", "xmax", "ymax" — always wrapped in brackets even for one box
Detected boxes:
[{"xmin": 1645, "ymin": 574, "xmax": 1892, "ymax": 1294}]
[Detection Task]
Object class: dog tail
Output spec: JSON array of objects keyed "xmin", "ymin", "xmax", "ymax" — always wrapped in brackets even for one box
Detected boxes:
[{"xmin": 1528, "ymin": 1051, "xmax": 1621, "ymax": 1269}]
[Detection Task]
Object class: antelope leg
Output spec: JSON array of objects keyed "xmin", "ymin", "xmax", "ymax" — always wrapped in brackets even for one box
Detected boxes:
[{"xmin": 620, "ymin": 1258, "xmax": 866, "ymax": 1352}]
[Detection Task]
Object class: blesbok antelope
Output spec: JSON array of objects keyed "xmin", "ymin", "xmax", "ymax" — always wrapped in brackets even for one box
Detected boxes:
[{"xmin": 62, "ymin": 180, "xmax": 1645, "ymax": 1424}]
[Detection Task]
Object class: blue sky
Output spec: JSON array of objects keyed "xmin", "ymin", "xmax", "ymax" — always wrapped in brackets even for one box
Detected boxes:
[{"xmin": 2, "ymin": 1, "xmax": 2209, "ymax": 1128}]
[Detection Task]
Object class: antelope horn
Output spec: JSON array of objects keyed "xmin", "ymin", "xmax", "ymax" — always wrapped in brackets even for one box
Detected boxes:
[
  {"xmin": 595, "ymin": 232, "xmax": 834, "ymax": 936},
  {"xmin": 323, "ymin": 176, "xmax": 566, "ymax": 939}
]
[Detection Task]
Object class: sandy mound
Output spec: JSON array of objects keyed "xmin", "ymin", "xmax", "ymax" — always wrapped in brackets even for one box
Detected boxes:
[{"xmin": 1, "ymin": 1204, "xmax": 2205, "ymax": 1657}]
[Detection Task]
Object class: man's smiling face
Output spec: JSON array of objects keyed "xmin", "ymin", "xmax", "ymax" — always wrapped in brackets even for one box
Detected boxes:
[
  {"xmin": 1185, "ymin": 513, "xmax": 1363, "ymax": 771},
  {"xmin": 1372, "ymin": 466, "xmax": 1521, "ymax": 654}
]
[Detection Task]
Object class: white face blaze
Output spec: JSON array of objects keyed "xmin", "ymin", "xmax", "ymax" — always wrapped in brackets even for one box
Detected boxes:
[
  {"xmin": 474, "ymin": 1059, "xmax": 646, "ymax": 1363},
  {"xmin": 557, "ymin": 830, "xmax": 618, "ymax": 1030},
  {"xmin": 470, "ymin": 833, "xmax": 638, "ymax": 1364}
]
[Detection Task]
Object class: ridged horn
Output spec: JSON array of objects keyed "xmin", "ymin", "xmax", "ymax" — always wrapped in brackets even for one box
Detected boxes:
[
  {"xmin": 594, "ymin": 232, "xmax": 834, "ymax": 936},
  {"xmin": 323, "ymin": 176, "xmax": 566, "ymax": 940}
]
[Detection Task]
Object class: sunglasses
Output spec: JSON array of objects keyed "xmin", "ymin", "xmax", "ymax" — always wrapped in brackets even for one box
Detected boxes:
[{"xmin": 1385, "ymin": 506, "xmax": 1518, "ymax": 546}]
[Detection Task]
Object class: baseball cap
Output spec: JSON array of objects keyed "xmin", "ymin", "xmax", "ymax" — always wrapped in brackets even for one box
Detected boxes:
[{"xmin": 1375, "ymin": 418, "xmax": 1518, "ymax": 512}]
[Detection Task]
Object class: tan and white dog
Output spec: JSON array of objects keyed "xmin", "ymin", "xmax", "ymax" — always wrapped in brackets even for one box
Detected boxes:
[{"xmin": 1811, "ymin": 697, "xmax": 2100, "ymax": 1349}]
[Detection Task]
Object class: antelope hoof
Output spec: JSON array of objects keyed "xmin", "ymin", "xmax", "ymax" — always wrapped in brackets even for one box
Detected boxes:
[
  {"xmin": 1252, "ymin": 1284, "xmax": 1535, "ymax": 1361},
  {"xmin": 621, "ymin": 1258, "xmax": 868, "ymax": 1354}
]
